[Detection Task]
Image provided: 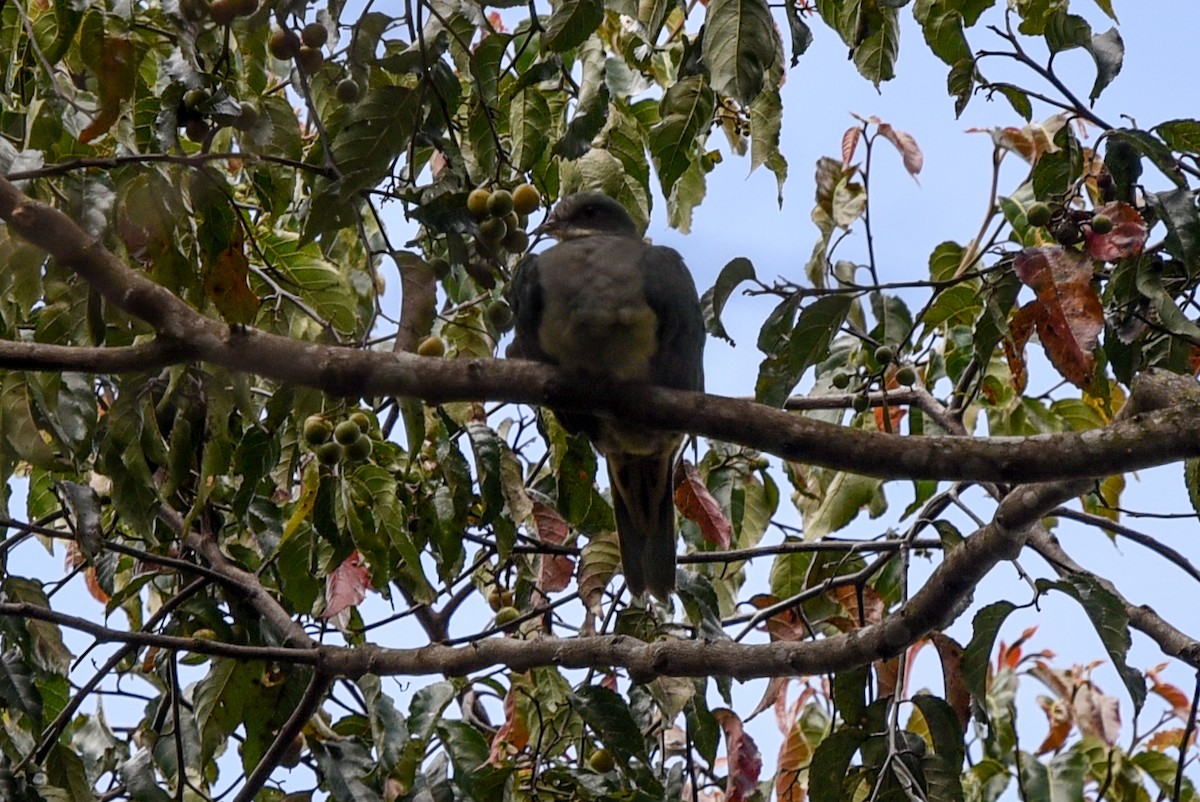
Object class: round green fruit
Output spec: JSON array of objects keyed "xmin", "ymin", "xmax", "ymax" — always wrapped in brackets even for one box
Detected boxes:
[
  {"xmin": 315, "ymin": 441, "xmax": 343, "ymax": 465},
  {"xmin": 895, "ymin": 366, "xmax": 918, "ymax": 386},
  {"xmin": 184, "ymin": 117, "xmax": 209, "ymax": 143},
  {"xmin": 349, "ymin": 411, "xmax": 372, "ymax": 433},
  {"xmin": 334, "ymin": 419, "xmax": 362, "ymax": 446},
  {"xmin": 487, "ymin": 189, "xmax": 514, "ymax": 217},
  {"xmin": 486, "ymin": 300, "xmax": 514, "ymax": 332},
  {"xmin": 478, "ymin": 217, "xmax": 508, "ymax": 244},
  {"xmin": 512, "ymin": 183, "xmax": 540, "ymax": 215},
  {"xmin": 1026, "ymin": 202, "xmax": 1053, "ymax": 228},
  {"xmin": 873, "ymin": 345, "xmax": 894, "ymax": 365},
  {"xmin": 427, "ymin": 257, "xmax": 451, "ymax": 279},
  {"xmin": 852, "ymin": 393, "xmax": 870, "ymax": 414},
  {"xmin": 831, "ymin": 371, "xmax": 851, "ymax": 390},
  {"xmin": 467, "ymin": 188, "xmax": 491, "ymax": 220},
  {"xmin": 302, "ymin": 415, "xmax": 333, "ymax": 445},
  {"xmin": 502, "ymin": 228, "xmax": 529, "ymax": 253},
  {"xmin": 1090, "ymin": 213, "xmax": 1114, "ymax": 234},
  {"xmin": 182, "ymin": 87, "xmax": 211, "ymax": 112},
  {"xmin": 494, "ymin": 606, "xmax": 520, "ymax": 628},
  {"xmin": 344, "ymin": 436, "xmax": 373, "ymax": 461},
  {"xmin": 335, "ymin": 77, "xmax": 361, "ymax": 103},
  {"xmin": 301, "ymin": 22, "xmax": 328, "ymax": 48}
]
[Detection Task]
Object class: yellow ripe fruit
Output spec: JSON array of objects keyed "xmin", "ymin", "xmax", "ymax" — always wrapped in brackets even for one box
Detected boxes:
[
  {"xmin": 417, "ymin": 335, "xmax": 446, "ymax": 357},
  {"xmin": 512, "ymin": 183, "xmax": 540, "ymax": 215},
  {"xmin": 494, "ymin": 606, "xmax": 520, "ymax": 628},
  {"xmin": 467, "ymin": 188, "xmax": 492, "ymax": 220},
  {"xmin": 588, "ymin": 749, "xmax": 616, "ymax": 773}
]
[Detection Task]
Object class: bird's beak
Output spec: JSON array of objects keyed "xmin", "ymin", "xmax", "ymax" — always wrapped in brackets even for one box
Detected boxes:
[{"xmin": 531, "ymin": 211, "xmax": 561, "ymax": 240}]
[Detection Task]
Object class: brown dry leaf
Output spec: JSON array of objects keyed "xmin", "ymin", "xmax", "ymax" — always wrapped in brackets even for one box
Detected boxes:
[
  {"xmin": 80, "ymin": 36, "xmax": 139, "ymax": 143},
  {"xmin": 674, "ymin": 461, "xmax": 732, "ymax": 548},
  {"xmin": 205, "ymin": 244, "xmax": 261, "ymax": 325}
]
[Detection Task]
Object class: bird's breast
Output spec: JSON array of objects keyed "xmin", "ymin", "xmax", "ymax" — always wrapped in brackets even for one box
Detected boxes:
[{"xmin": 536, "ymin": 240, "xmax": 659, "ymax": 381}]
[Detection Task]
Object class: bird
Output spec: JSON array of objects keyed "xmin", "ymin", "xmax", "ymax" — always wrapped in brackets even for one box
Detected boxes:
[{"xmin": 506, "ymin": 192, "xmax": 706, "ymax": 599}]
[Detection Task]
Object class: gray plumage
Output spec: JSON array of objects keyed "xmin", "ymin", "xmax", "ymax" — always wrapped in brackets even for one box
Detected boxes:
[{"xmin": 507, "ymin": 192, "xmax": 705, "ymax": 598}]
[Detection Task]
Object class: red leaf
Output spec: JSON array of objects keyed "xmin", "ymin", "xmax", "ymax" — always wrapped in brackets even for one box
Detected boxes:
[
  {"xmin": 714, "ymin": 709, "xmax": 763, "ymax": 802},
  {"xmin": 1034, "ymin": 696, "xmax": 1072, "ymax": 754},
  {"xmin": 1148, "ymin": 664, "xmax": 1193, "ymax": 720},
  {"xmin": 1084, "ymin": 202, "xmax": 1147, "ymax": 262},
  {"xmin": 533, "ymin": 502, "xmax": 574, "ymax": 593},
  {"xmin": 321, "ymin": 551, "xmax": 371, "ymax": 619},
  {"xmin": 840, "ymin": 126, "xmax": 861, "ymax": 170},
  {"xmin": 1013, "ymin": 247, "xmax": 1103, "ymax": 389},
  {"xmin": 674, "ymin": 461, "xmax": 732, "ymax": 548}
]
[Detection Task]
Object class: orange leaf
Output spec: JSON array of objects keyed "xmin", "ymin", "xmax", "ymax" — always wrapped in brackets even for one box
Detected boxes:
[
  {"xmin": 930, "ymin": 633, "xmax": 971, "ymax": 731},
  {"xmin": 1148, "ymin": 664, "xmax": 1193, "ymax": 721},
  {"xmin": 487, "ymin": 681, "xmax": 530, "ymax": 766},
  {"xmin": 204, "ymin": 244, "xmax": 260, "ymax": 324},
  {"xmin": 533, "ymin": 502, "xmax": 574, "ymax": 593},
  {"xmin": 714, "ymin": 709, "xmax": 763, "ymax": 802},
  {"xmin": 827, "ymin": 585, "xmax": 884, "ymax": 627},
  {"xmin": 1034, "ymin": 697, "xmax": 1072, "ymax": 755},
  {"xmin": 674, "ymin": 461, "xmax": 732, "ymax": 548},
  {"xmin": 775, "ymin": 716, "xmax": 812, "ymax": 802}
]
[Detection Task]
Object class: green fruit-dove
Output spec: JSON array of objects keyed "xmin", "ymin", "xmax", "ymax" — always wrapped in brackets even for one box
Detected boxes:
[{"xmin": 507, "ymin": 192, "xmax": 706, "ymax": 598}]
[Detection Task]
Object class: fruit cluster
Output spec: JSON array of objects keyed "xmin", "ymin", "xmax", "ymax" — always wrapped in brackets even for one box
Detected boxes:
[
  {"xmin": 468, "ymin": 184, "xmax": 541, "ymax": 257},
  {"xmin": 1025, "ymin": 201, "xmax": 1113, "ymax": 246},
  {"xmin": 177, "ymin": 86, "xmax": 259, "ymax": 144},
  {"xmin": 829, "ymin": 344, "xmax": 918, "ymax": 413},
  {"xmin": 303, "ymin": 411, "xmax": 375, "ymax": 466},
  {"xmin": 269, "ymin": 22, "xmax": 329, "ymax": 76}
]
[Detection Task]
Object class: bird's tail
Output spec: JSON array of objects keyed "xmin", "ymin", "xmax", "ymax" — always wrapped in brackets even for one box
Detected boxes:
[{"xmin": 607, "ymin": 451, "xmax": 678, "ymax": 599}]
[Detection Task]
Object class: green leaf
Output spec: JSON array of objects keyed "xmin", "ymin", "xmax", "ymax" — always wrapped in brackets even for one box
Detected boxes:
[
  {"xmin": 914, "ymin": 4, "xmax": 971, "ymax": 67},
  {"xmin": 118, "ymin": 748, "xmax": 173, "ymax": 802},
  {"xmin": 258, "ymin": 232, "xmax": 358, "ymax": 333},
  {"xmin": 1018, "ymin": 747, "xmax": 1086, "ymax": 802},
  {"xmin": 542, "ymin": 0, "xmax": 604, "ymax": 52},
  {"xmin": 922, "ymin": 284, "xmax": 983, "ymax": 328},
  {"xmin": 1084, "ymin": 27, "xmax": 1123, "ymax": 103},
  {"xmin": 962, "ymin": 601, "xmax": 1017, "ymax": 726},
  {"xmin": 1106, "ymin": 129, "xmax": 1185, "ymax": 188},
  {"xmin": 791, "ymin": 294, "xmax": 855, "ymax": 379},
  {"xmin": 1146, "ymin": 188, "xmax": 1200, "ymax": 276},
  {"xmin": 809, "ymin": 727, "xmax": 867, "ymax": 802},
  {"xmin": 782, "ymin": 1, "xmax": 812, "ymax": 66},
  {"xmin": 749, "ymin": 87, "xmax": 787, "ymax": 205},
  {"xmin": 910, "ymin": 695, "xmax": 965, "ymax": 772},
  {"xmin": 853, "ymin": 8, "xmax": 900, "ymax": 87},
  {"xmin": 1040, "ymin": 575, "xmax": 1146, "ymax": 714},
  {"xmin": 649, "ymin": 76, "xmax": 715, "ymax": 196},
  {"xmin": 1043, "ymin": 12, "xmax": 1090, "ymax": 53},
  {"xmin": 701, "ymin": 0, "xmax": 779, "ymax": 104},
  {"xmin": 1155, "ymin": 119, "xmax": 1200, "ymax": 154},
  {"xmin": 571, "ymin": 685, "xmax": 649, "ymax": 764},
  {"xmin": 1185, "ymin": 459, "xmax": 1200, "ymax": 518},
  {"xmin": 409, "ymin": 680, "xmax": 456, "ymax": 742},
  {"xmin": 309, "ymin": 739, "xmax": 382, "ymax": 802},
  {"xmin": 0, "ymin": 648, "xmax": 43, "ymax": 726},
  {"xmin": 832, "ymin": 665, "xmax": 869, "ymax": 725},
  {"xmin": 701, "ymin": 257, "xmax": 757, "ymax": 344},
  {"xmin": 796, "ymin": 470, "xmax": 883, "ymax": 540},
  {"xmin": 510, "ymin": 88, "xmax": 551, "ymax": 172}
]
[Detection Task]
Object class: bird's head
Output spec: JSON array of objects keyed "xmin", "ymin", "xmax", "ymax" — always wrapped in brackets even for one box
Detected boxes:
[{"xmin": 536, "ymin": 192, "xmax": 640, "ymax": 241}]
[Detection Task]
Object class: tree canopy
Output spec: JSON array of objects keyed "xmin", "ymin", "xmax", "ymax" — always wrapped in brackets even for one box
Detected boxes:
[{"xmin": 1, "ymin": 0, "xmax": 1200, "ymax": 800}]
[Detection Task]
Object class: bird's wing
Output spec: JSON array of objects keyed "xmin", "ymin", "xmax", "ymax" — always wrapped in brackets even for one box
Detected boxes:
[
  {"xmin": 506, "ymin": 253, "xmax": 549, "ymax": 363},
  {"xmin": 641, "ymin": 244, "xmax": 706, "ymax": 393}
]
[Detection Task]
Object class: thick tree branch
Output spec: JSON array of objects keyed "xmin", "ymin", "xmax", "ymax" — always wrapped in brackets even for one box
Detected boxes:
[
  {"xmin": 0, "ymin": 338, "xmax": 194, "ymax": 372},
  {"xmin": 4, "ymin": 176, "xmax": 1200, "ymax": 487}
]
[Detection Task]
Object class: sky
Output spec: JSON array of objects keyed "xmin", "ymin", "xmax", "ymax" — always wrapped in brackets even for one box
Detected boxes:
[{"xmin": 6, "ymin": 0, "xmax": 1200, "ymax": 797}]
